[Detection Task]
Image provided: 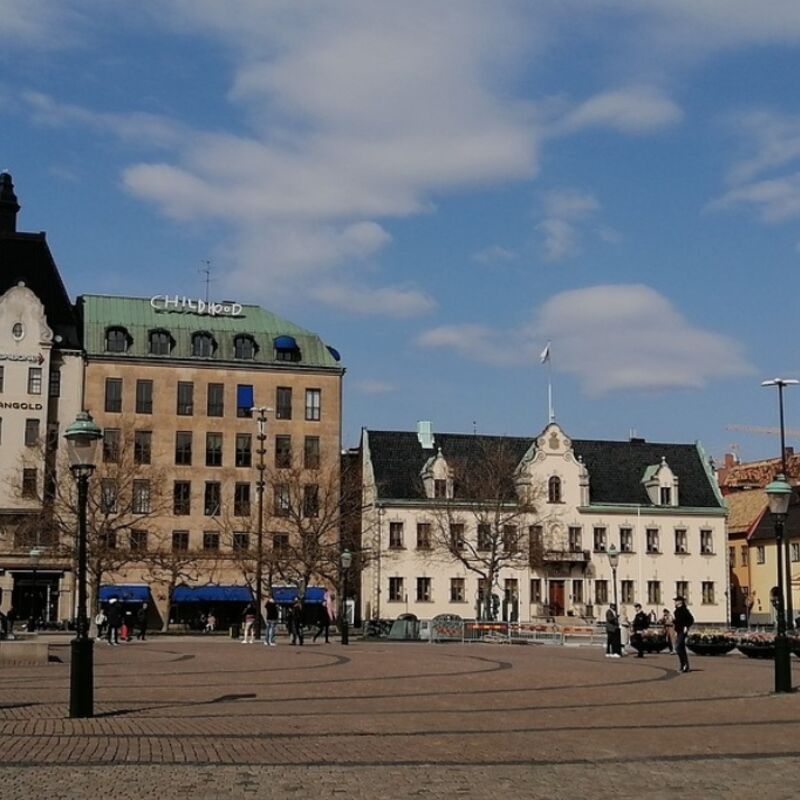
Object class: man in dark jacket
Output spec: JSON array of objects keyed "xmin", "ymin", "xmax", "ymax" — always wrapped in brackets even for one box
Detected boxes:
[
  {"xmin": 106, "ymin": 599, "xmax": 122, "ymax": 646},
  {"xmin": 605, "ymin": 604, "xmax": 621, "ymax": 657},
  {"xmin": 264, "ymin": 595, "xmax": 279, "ymax": 646},
  {"xmin": 288, "ymin": 598, "xmax": 304, "ymax": 645},
  {"xmin": 673, "ymin": 596, "xmax": 694, "ymax": 673},
  {"xmin": 135, "ymin": 603, "xmax": 148, "ymax": 641},
  {"xmin": 631, "ymin": 603, "xmax": 650, "ymax": 658}
]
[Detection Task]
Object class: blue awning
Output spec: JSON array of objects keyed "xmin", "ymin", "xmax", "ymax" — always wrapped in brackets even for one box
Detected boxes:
[
  {"xmin": 326, "ymin": 345, "xmax": 341, "ymax": 362},
  {"xmin": 172, "ymin": 584, "xmax": 253, "ymax": 603},
  {"xmin": 271, "ymin": 586, "xmax": 326, "ymax": 604},
  {"xmin": 274, "ymin": 335, "xmax": 298, "ymax": 350},
  {"xmin": 99, "ymin": 584, "xmax": 150, "ymax": 603},
  {"xmin": 236, "ymin": 384, "xmax": 254, "ymax": 409}
]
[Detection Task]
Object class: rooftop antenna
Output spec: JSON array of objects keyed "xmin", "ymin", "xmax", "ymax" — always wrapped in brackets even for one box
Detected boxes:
[
  {"xmin": 199, "ymin": 260, "xmax": 213, "ymax": 303},
  {"xmin": 472, "ymin": 421, "xmax": 477, "ymax": 435}
]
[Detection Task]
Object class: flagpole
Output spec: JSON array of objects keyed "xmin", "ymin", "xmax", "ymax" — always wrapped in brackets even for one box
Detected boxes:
[{"xmin": 540, "ymin": 341, "xmax": 554, "ymax": 423}]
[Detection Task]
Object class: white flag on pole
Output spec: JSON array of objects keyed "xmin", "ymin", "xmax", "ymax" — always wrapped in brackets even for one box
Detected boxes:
[{"xmin": 539, "ymin": 342, "xmax": 551, "ymax": 364}]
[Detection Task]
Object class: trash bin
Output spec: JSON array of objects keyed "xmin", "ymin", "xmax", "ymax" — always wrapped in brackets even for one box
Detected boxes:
[{"xmin": 230, "ymin": 624, "xmax": 240, "ymax": 639}]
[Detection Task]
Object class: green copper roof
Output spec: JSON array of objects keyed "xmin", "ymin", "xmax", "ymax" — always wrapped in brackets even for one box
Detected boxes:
[{"xmin": 79, "ymin": 294, "xmax": 341, "ymax": 368}]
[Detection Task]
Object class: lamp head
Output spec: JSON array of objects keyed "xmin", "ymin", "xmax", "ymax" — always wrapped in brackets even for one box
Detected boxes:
[
  {"xmin": 341, "ymin": 548, "xmax": 352, "ymax": 570},
  {"xmin": 64, "ymin": 412, "xmax": 103, "ymax": 475},
  {"xmin": 765, "ymin": 474, "xmax": 793, "ymax": 517},
  {"xmin": 606, "ymin": 543, "xmax": 620, "ymax": 569}
]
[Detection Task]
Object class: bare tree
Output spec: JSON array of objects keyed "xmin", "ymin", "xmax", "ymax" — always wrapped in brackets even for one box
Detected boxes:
[{"xmin": 425, "ymin": 438, "xmax": 542, "ymax": 620}]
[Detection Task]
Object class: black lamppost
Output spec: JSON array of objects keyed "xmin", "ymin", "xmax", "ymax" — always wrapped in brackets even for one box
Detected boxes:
[
  {"xmin": 64, "ymin": 411, "xmax": 103, "ymax": 718},
  {"xmin": 762, "ymin": 378, "xmax": 798, "ymax": 630},
  {"xmin": 28, "ymin": 546, "xmax": 43, "ymax": 631},
  {"xmin": 340, "ymin": 548, "xmax": 352, "ymax": 645},
  {"xmin": 607, "ymin": 543, "xmax": 620, "ymax": 613},
  {"xmin": 252, "ymin": 406, "xmax": 271, "ymax": 639},
  {"xmin": 765, "ymin": 475, "xmax": 794, "ymax": 693}
]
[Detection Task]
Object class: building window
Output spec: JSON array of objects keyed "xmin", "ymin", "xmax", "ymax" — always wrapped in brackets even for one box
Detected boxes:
[
  {"xmin": 729, "ymin": 546, "xmax": 736, "ymax": 567},
  {"xmin": 272, "ymin": 533, "xmax": 289, "ymax": 553},
  {"xmin": 105, "ymin": 378, "xmax": 122, "ymax": 413},
  {"xmin": 207, "ymin": 383, "xmax": 224, "ymax": 416},
  {"xmin": 530, "ymin": 578, "xmax": 542, "ymax": 604},
  {"xmin": 304, "ymin": 436, "xmax": 320, "ymax": 469},
  {"xmin": 134, "ymin": 379, "xmax": 153, "ymax": 414},
  {"xmin": 548, "ymin": 476, "xmax": 562, "ymax": 503},
  {"xmin": 660, "ymin": 486, "xmax": 672, "ymax": 505},
  {"xmin": 416, "ymin": 577, "xmax": 432, "ymax": 602},
  {"xmin": 529, "ymin": 525, "xmax": 543, "ymax": 561},
  {"xmin": 173, "ymin": 481, "xmax": 191, "ymax": 515},
  {"xmin": 22, "ymin": 468, "xmax": 37, "ymax": 498},
  {"xmin": 646, "ymin": 529, "xmax": 660, "ymax": 554},
  {"xmin": 24, "ymin": 418, "xmax": 39, "ymax": 447},
  {"xmin": 105, "ymin": 327, "xmax": 129, "ymax": 353},
  {"xmin": 149, "ymin": 329, "xmax": 172, "ymax": 355},
  {"xmin": 276, "ymin": 387, "xmax": 292, "ymax": 420},
  {"xmin": 233, "ymin": 532, "xmax": 250, "ymax": 551},
  {"xmin": 175, "ymin": 431, "xmax": 192, "ymax": 466},
  {"xmin": 674, "ymin": 529, "xmax": 688, "ymax": 554},
  {"xmin": 234, "ymin": 483, "xmax": 251, "ymax": 517},
  {"xmin": 274, "ymin": 484, "xmax": 290, "ymax": 516},
  {"xmin": 100, "ymin": 479, "xmax": 118, "ymax": 513},
  {"xmin": 757, "ymin": 545, "xmax": 766, "ymax": 564},
  {"xmin": 477, "ymin": 524, "xmax": 492, "ymax": 551},
  {"xmin": 389, "ymin": 577, "xmax": 405, "ymax": 602},
  {"xmin": 593, "ymin": 527, "xmax": 607, "ymax": 552},
  {"xmin": 568, "ymin": 526, "xmax": 582, "ymax": 552},
  {"xmin": 275, "ymin": 435, "xmax": 292, "ymax": 468},
  {"xmin": 205, "ymin": 432, "xmax": 223, "ymax": 467},
  {"xmin": 503, "ymin": 525, "xmax": 519, "ymax": 553},
  {"xmin": 572, "ymin": 579, "xmax": 584, "ymax": 604},
  {"xmin": 103, "ymin": 428, "xmax": 120, "ymax": 463},
  {"xmin": 132, "ymin": 480, "xmax": 151, "ymax": 514},
  {"xmin": 104, "ymin": 531, "xmax": 117, "ymax": 551},
  {"xmin": 177, "ymin": 382, "xmax": 194, "ymax": 415},
  {"xmin": 792, "ymin": 543, "xmax": 800, "ymax": 562},
  {"xmin": 172, "ymin": 531, "xmax": 189, "ymax": 552},
  {"xmin": 235, "ymin": 433, "xmax": 252, "ymax": 468},
  {"xmin": 621, "ymin": 580, "xmax": 634, "ymax": 605},
  {"xmin": 700, "ymin": 529, "xmax": 714, "ymax": 555},
  {"xmin": 192, "ymin": 332, "xmax": 215, "ymax": 357},
  {"xmin": 595, "ymin": 580, "xmax": 608, "ymax": 605},
  {"xmin": 450, "ymin": 578, "xmax": 466, "ymax": 603},
  {"xmin": 305, "ymin": 388, "xmax": 321, "ymax": 421},
  {"xmin": 236, "ymin": 384, "xmax": 254, "ymax": 418},
  {"xmin": 234, "ymin": 335, "xmax": 257, "ymax": 360},
  {"xmin": 416, "ymin": 523, "xmax": 431, "ymax": 549},
  {"xmin": 129, "ymin": 530, "xmax": 148, "ymax": 552},
  {"xmin": 133, "ymin": 430, "xmax": 152, "ymax": 465},
  {"xmin": 449, "ymin": 523, "xmax": 465, "ymax": 551},
  {"xmin": 0, "ymin": 366, "xmax": 3, "ymax": 392},
  {"xmin": 702, "ymin": 581, "xmax": 715, "ymax": 605},
  {"xmin": 619, "ymin": 527, "xmax": 633, "ymax": 553},
  {"xmin": 648, "ymin": 581, "xmax": 662, "ymax": 605},
  {"xmin": 303, "ymin": 484, "xmax": 319, "ymax": 518},
  {"xmin": 389, "ymin": 522, "xmax": 404, "ymax": 549},
  {"xmin": 49, "ymin": 368, "xmax": 60, "ymax": 397},
  {"xmin": 741, "ymin": 545, "xmax": 749, "ymax": 566},
  {"xmin": 675, "ymin": 581, "xmax": 689, "ymax": 603},
  {"xmin": 204, "ymin": 482, "xmax": 221, "ymax": 516},
  {"xmin": 203, "ymin": 532, "xmax": 220, "ymax": 552}
]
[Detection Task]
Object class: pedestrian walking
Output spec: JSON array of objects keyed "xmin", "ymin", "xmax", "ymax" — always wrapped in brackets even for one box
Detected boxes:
[
  {"xmin": 242, "ymin": 604, "xmax": 257, "ymax": 643},
  {"xmin": 312, "ymin": 602, "xmax": 330, "ymax": 643},
  {"xmin": 94, "ymin": 608, "xmax": 107, "ymax": 639},
  {"xmin": 631, "ymin": 603, "xmax": 650, "ymax": 658},
  {"xmin": 673, "ymin": 595, "xmax": 694, "ymax": 673},
  {"xmin": 288, "ymin": 597, "xmax": 304, "ymax": 645},
  {"xmin": 605, "ymin": 603, "xmax": 621, "ymax": 657},
  {"xmin": 264, "ymin": 595, "xmax": 279, "ymax": 646},
  {"xmin": 136, "ymin": 603, "xmax": 148, "ymax": 641},
  {"xmin": 6, "ymin": 606, "xmax": 16, "ymax": 639},
  {"xmin": 106, "ymin": 598, "xmax": 122, "ymax": 646},
  {"xmin": 660, "ymin": 608, "xmax": 675, "ymax": 653}
]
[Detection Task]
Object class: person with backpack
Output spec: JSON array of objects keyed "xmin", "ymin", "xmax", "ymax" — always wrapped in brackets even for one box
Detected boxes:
[{"xmin": 673, "ymin": 595, "xmax": 695, "ymax": 673}]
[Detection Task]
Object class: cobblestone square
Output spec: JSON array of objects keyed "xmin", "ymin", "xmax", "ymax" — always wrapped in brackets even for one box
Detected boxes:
[{"xmin": 1, "ymin": 635, "xmax": 799, "ymax": 798}]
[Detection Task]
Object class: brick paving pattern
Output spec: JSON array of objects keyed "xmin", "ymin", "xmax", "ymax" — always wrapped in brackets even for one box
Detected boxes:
[{"xmin": 1, "ymin": 636, "xmax": 799, "ymax": 798}]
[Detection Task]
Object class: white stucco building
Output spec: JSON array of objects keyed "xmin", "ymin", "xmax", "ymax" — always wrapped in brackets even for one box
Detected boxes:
[{"xmin": 358, "ymin": 421, "xmax": 729, "ymax": 626}]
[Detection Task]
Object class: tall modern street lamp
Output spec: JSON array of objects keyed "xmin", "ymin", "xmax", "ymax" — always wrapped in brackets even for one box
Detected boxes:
[
  {"xmin": 765, "ymin": 476, "xmax": 794, "ymax": 693},
  {"xmin": 28, "ymin": 546, "xmax": 43, "ymax": 631},
  {"xmin": 64, "ymin": 411, "xmax": 103, "ymax": 718},
  {"xmin": 340, "ymin": 548, "xmax": 352, "ymax": 645},
  {"xmin": 762, "ymin": 378, "xmax": 798, "ymax": 630},
  {"xmin": 252, "ymin": 406, "xmax": 271, "ymax": 640},
  {"xmin": 606, "ymin": 543, "xmax": 620, "ymax": 613}
]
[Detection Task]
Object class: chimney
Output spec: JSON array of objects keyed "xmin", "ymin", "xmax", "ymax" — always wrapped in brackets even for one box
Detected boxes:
[
  {"xmin": 0, "ymin": 172, "xmax": 20, "ymax": 234},
  {"xmin": 417, "ymin": 420, "xmax": 434, "ymax": 449}
]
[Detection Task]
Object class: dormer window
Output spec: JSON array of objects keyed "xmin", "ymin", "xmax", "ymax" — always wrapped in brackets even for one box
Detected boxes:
[
  {"xmin": 149, "ymin": 329, "xmax": 173, "ymax": 355},
  {"xmin": 434, "ymin": 479, "xmax": 447, "ymax": 498},
  {"xmin": 660, "ymin": 487, "xmax": 671, "ymax": 505},
  {"xmin": 234, "ymin": 335, "xmax": 257, "ymax": 360},
  {"xmin": 421, "ymin": 447, "xmax": 453, "ymax": 500},
  {"xmin": 274, "ymin": 335, "xmax": 300, "ymax": 362},
  {"xmin": 642, "ymin": 457, "xmax": 679, "ymax": 506},
  {"xmin": 192, "ymin": 332, "xmax": 216, "ymax": 357},
  {"xmin": 105, "ymin": 327, "xmax": 130, "ymax": 353},
  {"xmin": 548, "ymin": 476, "xmax": 562, "ymax": 504}
]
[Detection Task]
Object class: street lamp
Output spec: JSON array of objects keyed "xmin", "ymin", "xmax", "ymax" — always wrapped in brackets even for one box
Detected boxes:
[
  {"xmin": 340, "ymin": 548, "xmax": 352, "ymax": 645},
  {"xmin": 251, "ymin": 406, "xmax": 271, "ymax": 640},
  {"xmin": 606, "ymin": 543, "xmax": 620, "ymax": 612},
  {"xmin": 64, "ymin": 411, "xmax": 103, "ymax": 718},
  {"xmin": 28, "ymin": 546, "xmax": 43, "ymax": 632},
  {"xmin": 765, "ymin": 475, "xmax": 794, "ymax": 693},
  {"xmin": 762, "ymin": 378, "xmax": 798, "ymax": 630}
]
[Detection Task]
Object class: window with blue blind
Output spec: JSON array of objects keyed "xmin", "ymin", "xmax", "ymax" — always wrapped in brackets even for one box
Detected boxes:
[{"xmin": 237, "ymin": 384, "xmax": 254, "ymax": 418}]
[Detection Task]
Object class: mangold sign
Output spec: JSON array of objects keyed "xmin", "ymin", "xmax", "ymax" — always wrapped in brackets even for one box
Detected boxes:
[{"xmin": 0, "ymin": 401, "xmax": 43, "ymax": 410}]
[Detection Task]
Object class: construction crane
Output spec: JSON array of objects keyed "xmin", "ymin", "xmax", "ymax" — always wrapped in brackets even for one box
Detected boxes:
[{"xmin": 726, "ymin": 424, "xmax": 800, "ymax": 437}]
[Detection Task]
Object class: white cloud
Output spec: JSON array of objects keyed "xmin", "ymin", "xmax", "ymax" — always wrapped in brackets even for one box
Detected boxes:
[
  {"xmin": 0, "ymin": 1, "xmax": 84, "ymax": 48},
  {"xmin": 312, "ymin": 282, "xmax": 436, "ymax": 318},
  {"xmin": 472, "ymin": 245, "xmax": 518, "ymax": 265},
  {"xmin": 710, "ymin": 173, "xmax": 800, "ymax": 223},
  {"xmin": 418, "ymin": 285, "xmax": 754, "ymax": 393},
  {"xmin": 537, "ymin": 188, "xmax": 601, "ymax": 261},
  {"xmin": 353, "ymin": 379, "xmax": 397, "ymax": 395}
]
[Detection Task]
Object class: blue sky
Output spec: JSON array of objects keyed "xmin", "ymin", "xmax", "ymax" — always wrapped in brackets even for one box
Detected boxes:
[{"xmin": 4, "ymin": 1, "xmax": 800, "ymax": 460}]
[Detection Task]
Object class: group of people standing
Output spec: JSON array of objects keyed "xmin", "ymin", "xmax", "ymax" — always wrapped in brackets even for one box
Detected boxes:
[
  {"xmin": 95, "ymin": 599, "xmax": 148, "ymax": 645},
  {"xmin": 605, "ymin": 595, "xmax": 694, "ymax": 672},
  {"xmin": 240, "ymin": 593, "xmax": 335, "ymax": 646}
]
